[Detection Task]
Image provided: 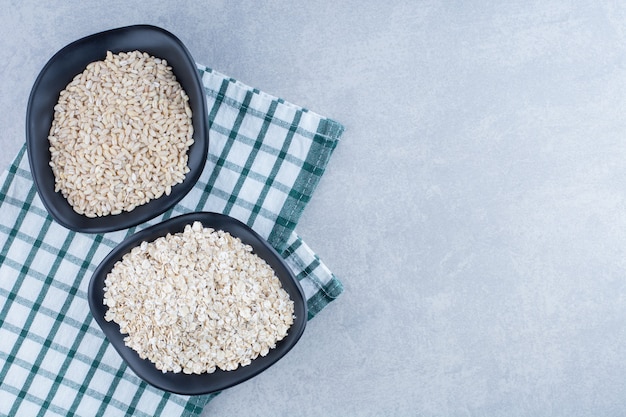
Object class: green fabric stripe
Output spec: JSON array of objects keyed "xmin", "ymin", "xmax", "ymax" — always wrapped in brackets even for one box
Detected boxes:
[
  {"xmin": 0, "ymin": 146, "xmax": 25, "ymax": 198},
  {"xmin": 66, "ymin": 340, "xmax": 110, "ymax": 417},
  {"xmin": 192, "ymin": 181, "xmax": 321, "ymax": 233},
  {"xmin": 0, "ymin": 224, "xmax": 99, "ymax": 275},
  {"xmin": 2, "ymin": 381, "xmax": 70, "ymax": 416},
  {"xmin": 196, "ymin": 89, "xmax": 254, "ymax": 211},
  {"xmin": 205, "ymin": 77, "xmax": 230, "ymax": 131},
  {"xmin": 208, "ymin": 122, "xmax": 311, "ymax": 167},
  {"xmin": 125, "ymin": 382, "xmax": 148, "ymax": 417},
  {"xmin": 0, "ymin": 351, "xmax": 146, "ymax": 417},
  {"xmin": 185, "ymin": 402, "xmax": 198, "ymax": 414},
  {"xmin": 0, "ymin": 216, "xmax": 54, "ymax": 391},
  {"xmin": 37, "ymin": 329, "xmax": 87, "ymax": 417},
  {"xmin": 235, "ymin": 98, "xmax": 280, "ymax": 224},
  {"xmin": 296, "ymin": 257, "xmax": 325, "ymax": 288},
  {"xmin": 13, "ymin": 165, "xmax": 33, "ymax": 182},
  {"xmin": 91, "ymin": 366, "xmax": 155, "ymax": 417},
  {"xmin": 1, "ymin": 256, "xmax": 81, "ymax": 295},
  {"xmin": 0, "ymin": 322, "xmax": 142, "ymax": 385},
  {"xmin": 252, "ymin": 109, "xmax": 302, "ymax": 241},
  {"xmin": 283, "ymin": 236, "xmax": 332, "ymax": 292},
  {"xmin": 57, "ymin": 323, "xmax": 98, "ymax": 417},
  {"xmin": 202, "ymin": 81, "xmax": 339, "ymax": 143},
  {"xmin": 180, "ymin": 393, "xmax": 219, "ymax": 417},
  {"xmin": 154, "ymin": 391, "xmax": 172, "ymax": 416},
  {"xmin": 0, "ymin": 288, "xmax": 103, "ymax": 338},
  {"xmin": 282, "ymin": 234, "xmax": 304, "ymax": 258},
  {"xmin": 34, "ymin": 231, "xmax": 77, "ymax": 417},
  {"xmin": 192, "ymin": 393, "xmax": 220, "ymax": 415},
  {"xmin": 280, "ymin": 234, "xmax": 344, "ymax": 317},
  {"xmin": 7, "ymin": 231, "xmax": 103, "ymax": 414},
  {"xmin": 0, "ymin": 194, "xmax": 50, "ymax": 220},
  {"xmin": 190, "ymin": 399, "xmax": 207, "ymax": 415},
  {"xmin": 95, "ymin": 364, "xmax": 127, "ymax": 417},
  {"xmin": 91, "ymin": 367, "xmax": 156, "ymax": 417},
  {"xmin": 0, "ymin": 187, "xmax": 36, "ymax": 266},
  {"xmin": 306, "ymin": 278, "xmax": 344, "ymax": 320},
  {"xmin": 203, "ymin": 152, "xmax": 297, "ymax": 195},
  {"xmin": 267, "ymin": 119, "xmax": 340, "ymax": 252},
  {"xmin": 223, "ymin": 99, "xmax": 279, "ymax": 217},
  {"xmin": 0, "ymin": 352, "xmax": 151, "ymax": 417},
  {"xmin": 5, "ymin": 223, "xmax": 89, "ymax": 416},
  {"xmin": 296, "ymin": 127, "xmax": 338, "ymax": 178},
  {"xmin": 193, "ymin": 78, "xmax": 230, "ymax": 211},
  {"xmin": 161, "ymin": 205, "xmax": 177, "ymax": 222},
  {"xmin": 285, "ymin": 187, "xmax": 311, "ymax": 206}
]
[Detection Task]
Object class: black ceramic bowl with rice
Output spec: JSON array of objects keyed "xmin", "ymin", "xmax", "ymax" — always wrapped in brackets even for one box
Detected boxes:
[
  {"xmin": 26, "ymin": 25, "xmax": 209, "ymax": 233},
  {"xmin": 88, "ymin": 212, "xmax": 308, "ymax": 395}
]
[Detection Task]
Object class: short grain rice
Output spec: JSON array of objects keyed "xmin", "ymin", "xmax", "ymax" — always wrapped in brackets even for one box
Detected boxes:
[{"xmin": 48, "ymin": 50, "xmax": 194, "ymax": 217}]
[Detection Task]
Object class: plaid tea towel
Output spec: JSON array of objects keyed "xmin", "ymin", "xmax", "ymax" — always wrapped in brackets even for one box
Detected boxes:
[{"xmin": 0, "ymin": 65, "xmax": 344, "ymax": 417}]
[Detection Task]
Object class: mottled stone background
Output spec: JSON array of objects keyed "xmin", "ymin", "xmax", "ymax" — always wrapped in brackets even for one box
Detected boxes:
[{"xmin": 2, "ymin": 1, "xmax": 626, "ymax": 415}]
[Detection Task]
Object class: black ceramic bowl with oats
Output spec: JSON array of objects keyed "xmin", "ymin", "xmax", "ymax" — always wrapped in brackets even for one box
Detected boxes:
[
  {"xmin": 88, "ymin": 212, "xmax": 308, "ymax": 395},
  {"xmin": 26, "ymin": 25, "xmax": 209, "ymax": 233}
]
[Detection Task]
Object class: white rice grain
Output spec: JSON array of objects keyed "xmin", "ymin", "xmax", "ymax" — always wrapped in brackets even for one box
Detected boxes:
[{"xmin": 48, "ymin": 50, "xmax": 194, "ymax": 217}]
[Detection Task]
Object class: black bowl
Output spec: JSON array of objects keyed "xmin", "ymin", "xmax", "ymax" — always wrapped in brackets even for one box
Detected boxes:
[
  {"xmin": 26, "ymin": 25, "xmax": 209, "ymax": 233},
  {"xmin": 88, "ymin": 212, "xmax": 308, "ymax": 395}
]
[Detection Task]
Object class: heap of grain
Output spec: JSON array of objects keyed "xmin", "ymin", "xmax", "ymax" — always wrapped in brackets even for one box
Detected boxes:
[
  {"xmin": 103, "ymin": 221, "xmax": 295, "ymax": 374},
  {"xmin": 48, "ymin": 50, "xmax": 194, "ymax": 217}
]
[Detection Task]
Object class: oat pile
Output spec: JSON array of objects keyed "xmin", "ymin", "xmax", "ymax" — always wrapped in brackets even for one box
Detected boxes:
[
  {"xmin": 103, "ymin": 221, "xmax": 295, "ymax": 374},
  {"xmin": 48, "ymin": 50, "xmax": 194, "ymax": 217}
]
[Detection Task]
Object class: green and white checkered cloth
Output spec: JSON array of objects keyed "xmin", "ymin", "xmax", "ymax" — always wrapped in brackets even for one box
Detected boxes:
[{"xmin": 0, "ymin": 65, "xmax": 344, "ymax": 417}]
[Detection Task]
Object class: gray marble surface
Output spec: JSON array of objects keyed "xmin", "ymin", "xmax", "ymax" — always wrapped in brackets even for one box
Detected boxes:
[{"xmin": 3, "ymin": 1, "xmax": 626, "ymax": 415}]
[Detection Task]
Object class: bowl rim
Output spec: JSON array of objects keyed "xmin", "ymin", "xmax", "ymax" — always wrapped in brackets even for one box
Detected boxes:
[
  {"xmin": 87, "ymin": 211, "xmax": 308, "ymax": 395},
  {"xmin": 26, "ymin": 24, "xmax": 209, "ymax": 233}
]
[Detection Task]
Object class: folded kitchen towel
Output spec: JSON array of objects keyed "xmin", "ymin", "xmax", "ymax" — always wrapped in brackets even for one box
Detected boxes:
[{"xmin": 0, "ymin": 65, "xmax": 344, "ymax": 417}]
